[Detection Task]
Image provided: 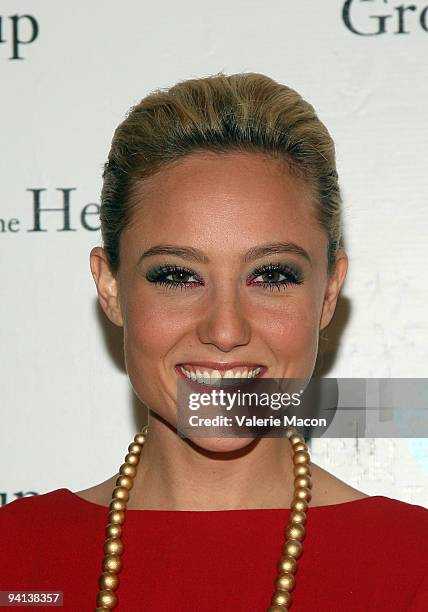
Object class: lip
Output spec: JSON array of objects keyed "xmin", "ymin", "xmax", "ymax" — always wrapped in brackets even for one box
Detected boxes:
[
  {"xmin": 174, "ymin": 363, "xmax": 268, "ymax": 391},
  {"xmin": 176, "ymin": 361, "xmax": 267, "ymax": 372}
]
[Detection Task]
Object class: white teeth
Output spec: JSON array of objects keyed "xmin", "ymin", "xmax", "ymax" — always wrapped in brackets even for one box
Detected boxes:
[
  {"xmin": 180, "ymin": 365, "xmax": 262, "ymax": 384},
  {"xmin": 199, "ymin": 369, "xmax": 222, "ymax": 385},
  {"xmin": 180, "ymin": 366, "xmax": 193, "ymax": 380}
]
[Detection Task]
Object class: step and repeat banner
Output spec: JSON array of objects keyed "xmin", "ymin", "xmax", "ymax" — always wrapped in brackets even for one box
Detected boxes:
[{"xmin": 1, "ymin": 1, "xmax": 427, "ymax": 508}]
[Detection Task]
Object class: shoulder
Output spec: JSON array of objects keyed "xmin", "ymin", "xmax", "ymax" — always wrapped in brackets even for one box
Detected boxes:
[
  {"xmin": 367, "ymin": 495, "xmax": 428, "ymax": 555},
  {"xmin": 330, "ymin": 494, "xmax": 428, "ymax": 564},
  {"xmin": 0, "ymin": 488, "xmax": 85, "ymax": 554},
  {"xmin": 362, "ymin": 494, "xmax": 428, "ymax": 522},
  {"xmin": 0, "ymin": 487, "xmax": 105, "ymax": 535},
  {"xmin": 0, "ymin": 489, "xmax": 107, "ymax": 587},
  {"xmin": 0, "ymin": 489, "xmax": 74, "ymax": 576},
  {"xmin": 311, "ymin": 464, "xmax": 428, "ymax": 527},
  {"xmin": 308, "ymin": 494, "xmax": 428, "ymax": 604},
  {"xmin": 372, "ymin": 502, "xmax": 428, "ymax": 609},
  {"xmin": 310, "ymin": 491, "xmax": 428, "ymax": 567},
  {"xmin": 0, "ymin": 488, "xmax": 106, "ymax": 560},
  {"xmin": 0, "ymin": 488, "xmax": 70, "ymax": 519},
  {"xmin": 0, "ymin": 489, "xmax": 63, "ymax": 525},
  {"xmin": 334, "ymin": 494, "xmax": 428, "ymax": 530}
]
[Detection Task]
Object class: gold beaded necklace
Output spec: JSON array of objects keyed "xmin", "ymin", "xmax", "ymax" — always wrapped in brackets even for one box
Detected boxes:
[{"xmin": 94, "ymin": 425, "xmax": 312, "ymax": 611}]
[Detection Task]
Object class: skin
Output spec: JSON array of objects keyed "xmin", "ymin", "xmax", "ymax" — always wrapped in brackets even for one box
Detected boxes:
[{"xmin": 83, "ymin": 151, "xmax": 368, "ymax": 510}]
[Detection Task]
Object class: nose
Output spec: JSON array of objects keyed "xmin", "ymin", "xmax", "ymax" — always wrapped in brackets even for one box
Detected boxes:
[{"xmin": 196, "ymin": 290, "xmax": 251, "ymax": 352}]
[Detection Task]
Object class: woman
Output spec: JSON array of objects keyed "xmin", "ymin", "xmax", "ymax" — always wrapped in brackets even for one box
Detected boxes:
[{"xmin": 1, "ymin": 72, "xmax": 427, "ymax": 611}]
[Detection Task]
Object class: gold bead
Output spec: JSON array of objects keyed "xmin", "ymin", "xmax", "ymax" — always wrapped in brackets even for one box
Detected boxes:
[
  {"xmin": 97, "ymin": 589, "xmax": 117, "ymax": 609},
  {"xmin": 293, "ymin": 450, "xmax": 310, "ymax": 465},
  {"xmin": 294, "ymin": 487, "xmax": 312, "ymax": 502},
  {"xmin": 113, "ymin": 486, "xmax": 130, "ymax": 502},
  {"xmin": 94, "ymin": 608, "xmax": 109, "ymax": 611},
  {"xmin": 290, "ymin": 510, "xmax": 306, "ymax": 525},
  {"xmin": 108, "ymin": 510, "xmax": 125, "ymax": 525},
  {"xmin": 277, "ymin": 555, "xmax": 297, "ymax": 574},
  {"xmin": 99, "ymin": 571, "xmax": 120, "ymax": 591},
  {"xmin": 290, "ymin": 498, "xmax": 308, "ymax": 513},
  {"xmin": 128, "ymin": 442, "xmax": 142, "ymax": 454},
  {"xmin": 285, "ymin": 523, "xmax": 306, "ymax": 541},
  {"xmin": 277, "ymin": 571, "xmax": 295, "ymax": 591},
  {"xmin": 292, "ymin": 442, "xmax": 307, "ymax": 452},
  {"xmin": 294, "ymin": 464, "xmax": 311, "ymax": 477},
  {"xmin": 272, "ymin": 590, "xmax": 292, "ymax": 607},
  {"xmin": 116, "ymin": 474, "xmax": 134, "ymax": 490},
  {"xmin": 104, "ymin": 537, "xmax": 124, "ymax": 555},
  {"xmin": 267, "ymin": 607, "xmax": 286, "ymax": 612},
  {"xmin": 103, "ymin": 553, "xmax": 122, "ymax": 573},
  {"xmin": 110, "ymin": 498, "xmax": 126, "ymax": 512},
  {"xmin": 125, "ymin": 453, "xmax": 140, "ymax": 466},
  {"xmin": 294, "ymin": 475, "xmax": 312, "ymax": 490},
  {"xmin": 106, "ymin": 524, "xmax": 122, "ymax": 539},
  {"xmin": 119, "ymin": 463, "xmax": 137, "ymax": 478},
  {"xmin": 141, "ymin": 424, "xmax": 149, "ymax": 435},
  {"xmin": 289, "ymin": 434, "xmax": 303, "ymax": 446},
  {"xmin": 134, "ymin": 432, "xmax": 147, "ymax": 445},
  {"xmin": 282, "ymin": 539, "xmax": 303, "ymax": 559}
]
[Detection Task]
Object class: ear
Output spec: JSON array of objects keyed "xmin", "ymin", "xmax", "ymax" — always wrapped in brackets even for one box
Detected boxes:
[
  {"xmin": 319, "ymin": 249, "xmax": 348, "ymax": 331},
  {"xmin": 89, "ymin": 247, "xmax": 123, "ymax": 327}
]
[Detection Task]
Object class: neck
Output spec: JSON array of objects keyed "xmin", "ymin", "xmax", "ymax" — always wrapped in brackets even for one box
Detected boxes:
[{"xmin": 125, "ymin": 415, "xmax": 297, "ymax": 511}]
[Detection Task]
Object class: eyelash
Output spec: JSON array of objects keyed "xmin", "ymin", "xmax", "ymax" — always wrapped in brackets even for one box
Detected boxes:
[{"xmin": 145, "ymin": 262, "xmax": 304, "ymax": 292}]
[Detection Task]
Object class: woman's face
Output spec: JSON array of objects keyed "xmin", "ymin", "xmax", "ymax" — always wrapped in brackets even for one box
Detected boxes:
[{"xmin": 91, "ymin": 151, "xmax": 347, "ymax": 450}]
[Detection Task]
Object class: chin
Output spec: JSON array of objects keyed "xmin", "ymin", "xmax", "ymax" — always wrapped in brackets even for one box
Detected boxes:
[{"xmin": 187, "ymin": 435, "xmax": 257, "ymax": 454}]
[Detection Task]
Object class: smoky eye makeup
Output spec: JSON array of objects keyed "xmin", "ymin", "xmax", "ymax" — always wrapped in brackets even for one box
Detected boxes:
[
  {"xmin": 246, "ymin": 261, "xmax": 304, "ymax": 290},
  {"xmin": 145, "ymin": 263, "xmax": 201, "ymax": 290},
  {"xmin": 144, "ymin": 260, "xmax": 305, "ymax": 291}
]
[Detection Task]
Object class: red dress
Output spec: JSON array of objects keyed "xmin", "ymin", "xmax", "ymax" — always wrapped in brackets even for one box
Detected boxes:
[{"xmin": 0, "ymin": 488, "xmax": 427, "ymax": 611}]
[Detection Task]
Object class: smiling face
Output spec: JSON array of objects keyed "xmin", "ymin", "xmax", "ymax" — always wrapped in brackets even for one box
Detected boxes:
[{"xmin": 91, "ymin": 151, "xmax": 347, "ymax": 448}]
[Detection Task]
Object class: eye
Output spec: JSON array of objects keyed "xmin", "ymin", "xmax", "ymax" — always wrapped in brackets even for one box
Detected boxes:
[
  {"xmin": 145, "ymin": 264, "xmax": 202, "ymax": 290},
  {"xmin": 247, "ymin": 262, "xmax": 304, "ymax": 291},
  {"xmin": 145, "ymin": 262, "xmax": 304, "ymax": 292}
]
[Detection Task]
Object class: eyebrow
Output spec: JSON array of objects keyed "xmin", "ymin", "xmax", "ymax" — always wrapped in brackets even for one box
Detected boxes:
[{"xmin": 138, "ymin": 242, "xmax": 311, "ymax": 266}]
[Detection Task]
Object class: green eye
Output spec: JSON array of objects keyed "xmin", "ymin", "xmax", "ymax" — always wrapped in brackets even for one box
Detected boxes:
[
  {"xmin": 146, "ymin": 264, "xmax": 201, "ymax": 289},
  {"xmin": 248, "ymin": 262, "xmax": 303, "ymax": 291},
  {"xmin": 146, "ymin": 261, "xmax": 304, "ymax": 291}
]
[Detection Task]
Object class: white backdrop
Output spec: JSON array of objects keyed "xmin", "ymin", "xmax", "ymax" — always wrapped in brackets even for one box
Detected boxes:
[{"xmin": 1, "ymin": 0, "xmax": 427, "ymax": 508}]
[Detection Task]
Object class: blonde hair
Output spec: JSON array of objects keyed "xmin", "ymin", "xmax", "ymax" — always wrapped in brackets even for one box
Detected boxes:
[{"xmin": 100, "ymin": 71, "xmax": 343, "ymax": 273}]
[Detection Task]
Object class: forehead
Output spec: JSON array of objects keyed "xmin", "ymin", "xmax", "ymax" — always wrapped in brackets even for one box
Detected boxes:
[{"xmin": 126, "ymin": 151, "xmax": 326, "ymax": 254}]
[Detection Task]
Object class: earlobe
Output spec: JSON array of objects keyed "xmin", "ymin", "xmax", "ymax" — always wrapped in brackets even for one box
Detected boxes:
[
  {"xmin": 89, "ymin": 247, "xmax": 124, "ymax": 327},
  {"xmin": 319, "ymin": 250, "xmax": 348, "ymax": 331}
]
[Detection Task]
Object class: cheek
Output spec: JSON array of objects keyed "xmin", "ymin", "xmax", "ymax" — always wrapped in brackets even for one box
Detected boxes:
[
  {"xmin": 121, "ymin": 289, "xmax": 185, "ymax": 411},
  {"xmin": 259, "ymin": 294, "xmax": 321, "ymax": 367},
  {"xmin": 123, "ymin": 291, "xmax": 181, "ymax": 364}
]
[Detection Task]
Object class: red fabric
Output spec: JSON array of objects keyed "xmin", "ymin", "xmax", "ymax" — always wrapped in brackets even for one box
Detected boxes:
[{"xmin": 0, "ymin": 488, "xmax": 427, "ymax": 611}]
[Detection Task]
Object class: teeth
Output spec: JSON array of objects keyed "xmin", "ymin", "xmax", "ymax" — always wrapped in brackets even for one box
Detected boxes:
[
  {"xmin": 208, "ymin": 370, "xmax": 221, "ymax": 386},
  {"xmin": 179, "ymin": 365, "xmax": 261, "ymax": 384}
]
